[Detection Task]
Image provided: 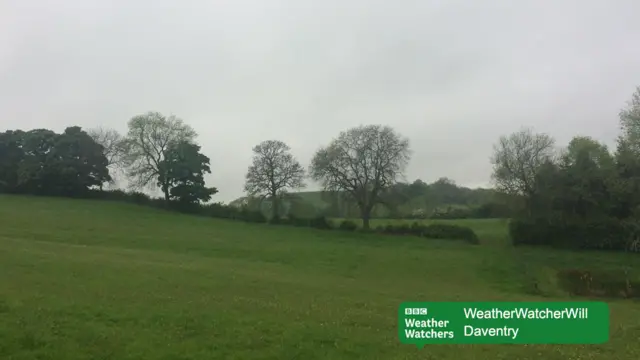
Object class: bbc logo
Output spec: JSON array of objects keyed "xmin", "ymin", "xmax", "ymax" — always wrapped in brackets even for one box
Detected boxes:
[{"xmin": 405, "ymin": 307, "xmax": 428, "ymax": 315}]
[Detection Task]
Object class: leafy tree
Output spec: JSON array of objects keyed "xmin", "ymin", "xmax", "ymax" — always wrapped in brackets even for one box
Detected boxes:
[
  {"xmin": 121, "ymin": 111, "xmax": 196, "ymax": 201},
  {"xmin": 561, "ymin": 136, "xmax": 614, "ymax": 170},
  {"xmin": 287, "ymin": 195, "xmax": 318, "ymax": 218},
  {"xmin": 611, "ymin": 89, "xmax": 640, "ymax": 218},
  {"xmin": 378, "ymin": 182, "xmax": 412, "ymax": 218},
  {"xmin": 2, "ymin": 127, "xmax": 110, "ymax": 196},
  {"xmin": 244, "ymin": 140, "xmax": 305, "ymax": 220},
  {"xmin": 15, "ymin": 129, "xmax": 60, "ymax": 194},
  {"xmin": 48, "ymin": 126, "xmax": 111, "ymax": 195},
  {"xmin": 310, "ymin": 125, "xmax": 411, "ymax": 229},
  {"xmin": 619, "ymin": 86, "xmax": 640, "ymax": 155},
  {"xmin": 408, "ymin": 179, "xmax": 428, "ymax": 198},
  {"xmin": 0, "ymin": 130, "xmax": 25, "ymax": 192},
  {"xmin": 158, "ymin": 141, "xmax": 217, "ymax": 204},
  {"xmin": 425, "ymin": 177, "xmax": 465, "ymax": 205}
]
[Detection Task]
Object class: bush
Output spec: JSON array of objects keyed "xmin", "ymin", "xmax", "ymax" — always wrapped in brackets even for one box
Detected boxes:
[
  {"xmin": 410, "ymin": 222, "xmax": 427, "ymax": 236},
  {"xmin": 376, "ymin": 222, "xmax": 478, "ymax": 243},
  {"xmin": 239, "ymin": 208, "xmax": 267, "ymax": 223},
  {"xmin": 285, "ymin": 214, "xmax": 312, "ymax": 227},
  {"xmin": 509, "ymin": 217, "xmax": 640, "ymax": 251},
  {"xmin": 422, "ymin": 223, "xmax": 480, "ymax": 244},
  {"xmin": 338, "ymin": 220, "xmax": 358, "ymax": 231},
  {"xmin": 557, "ymin": 269, "xmax": 640, "ymax": 299},
  {"xmin": 380, "ymin": 223, "xmax": 411, "ymax": 235},
  {"xmin": 202, "ymin": 202, "xmax": 239, "ymax": 219},
  {"xmin": 309, "ymin": 216, "xmax": 333, "ymax": 230},
  {"xmin": 129, "ymin": 191, "xmax": 152, "ymax": 205}
]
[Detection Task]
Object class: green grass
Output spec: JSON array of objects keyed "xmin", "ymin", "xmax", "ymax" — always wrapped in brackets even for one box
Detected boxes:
[{"xmin": 0, "ymin": 195, "xmax": 639, "ymax": 359}]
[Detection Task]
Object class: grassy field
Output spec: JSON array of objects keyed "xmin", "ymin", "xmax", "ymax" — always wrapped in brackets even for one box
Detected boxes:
[{"xmin": 1, "ymin": 195, "xmax": 639, "ymax": 359}]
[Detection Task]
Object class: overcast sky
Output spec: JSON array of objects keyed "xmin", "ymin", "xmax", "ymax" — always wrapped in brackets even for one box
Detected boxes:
[{"xmin": 2, "ymin": 0, "xmax": 640, "ymax": 202}]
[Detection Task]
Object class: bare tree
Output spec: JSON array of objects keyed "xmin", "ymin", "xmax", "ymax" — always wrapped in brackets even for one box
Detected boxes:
[
  {"xmin": 121, "ymin": 111, "xmax": 196, "ymax": 201},
  {"xmin": 490, "ymin": 127, "xmax": 556, "ymax": 197},
  {"xmin": 244, "ymin": 140, "xmax": 305, "ymax": 220},
  {"xmin": 87, "ymin": 127, "xmax": 126, "ymax": 189},
  {"xmin": 310, "ymin": 125, "xmax": 411, "ymax": 229}
]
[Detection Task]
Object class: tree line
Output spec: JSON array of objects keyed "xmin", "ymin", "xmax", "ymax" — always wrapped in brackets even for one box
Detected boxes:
[
  {"xmin": 0, "ymin": 112, "xmax": 414, "ymax": 230},
  {"xmin": 491, "ymin": 87, "xmax": 640, "ymax": 252},
  {"xmin": 2, "ymin": 86, "xmax": 640, "ymax": 252},
  {"xmin": 0, "ymin": 113, "xmax": 216, "ymax": 204}
]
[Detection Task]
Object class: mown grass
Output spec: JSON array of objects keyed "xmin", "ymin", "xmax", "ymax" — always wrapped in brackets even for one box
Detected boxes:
[{"xmin": 0, "ymin": 195, "xmax": 639, "ymax": 359}]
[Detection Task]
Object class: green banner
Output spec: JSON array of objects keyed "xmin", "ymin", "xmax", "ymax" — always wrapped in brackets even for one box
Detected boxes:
[{"xmin": 399, "ymin": 302, "xmax": 609, "ymax": 345}]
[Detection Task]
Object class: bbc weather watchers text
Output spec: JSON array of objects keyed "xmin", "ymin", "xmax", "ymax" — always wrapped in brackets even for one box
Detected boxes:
[{"xmin": 399, "ymin": 302, "xmax": 609, "ymax": 346}]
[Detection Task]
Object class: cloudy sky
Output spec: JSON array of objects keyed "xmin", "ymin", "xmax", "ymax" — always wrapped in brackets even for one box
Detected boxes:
[{"xmin": 2, "ymin": 0, "xmax": 639, "ymax": 202}]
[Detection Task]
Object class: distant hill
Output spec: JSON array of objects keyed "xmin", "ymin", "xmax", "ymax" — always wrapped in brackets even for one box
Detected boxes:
[{"xmin": 229, "ymin": 178, "xmax": 504, "ymax": 219}]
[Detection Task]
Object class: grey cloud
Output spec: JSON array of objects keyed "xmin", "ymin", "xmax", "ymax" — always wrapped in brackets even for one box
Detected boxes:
[{"xmin": 2, "ymin": 0, "xmax": 640, "ymax": 201}]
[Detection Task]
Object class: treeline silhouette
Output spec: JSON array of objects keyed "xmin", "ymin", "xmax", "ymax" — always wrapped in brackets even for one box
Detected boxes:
[
  {"xmin": 2, "ymin": 85, "xmax": 640, "ymax": 253},
  {"xmin": 0, "ymin": 123, "xmax": 480, "ymax": 244},
  {"xmin": 501, "ymin": 87, "xmax": 640, "ymax": 252}
]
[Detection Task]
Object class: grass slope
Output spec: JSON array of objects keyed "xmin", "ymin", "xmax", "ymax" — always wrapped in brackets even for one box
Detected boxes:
[{"xmin": 0, "ymin": 195, "xmax": 639, "ymax": 359}]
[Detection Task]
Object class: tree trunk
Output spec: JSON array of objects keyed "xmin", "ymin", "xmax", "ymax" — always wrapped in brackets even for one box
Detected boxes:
[
  {"xmin": 362, "ymin": 208, "xmax": 371, "ymax": 230},
  {"xmin": 271, "ymin": 193, "xmax": 279, "ymax": 221},
  {"xmin": 163, "ymin": 184, "xmax": 170, "ymax": 203}
]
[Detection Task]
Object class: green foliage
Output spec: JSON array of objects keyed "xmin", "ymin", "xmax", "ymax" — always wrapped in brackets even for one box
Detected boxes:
[
  {"xmin": 499, "ymin": 96, "xmax": 640, "ymax": 253},
  {"xmin": 557, "ymin": 269, "xmax": 640, "ymax": 299},
  {"xmin": 286, "ymin": 195, "xmax": 318, "ymax": 218},
  {"xmin": 422, "ymin": 223, "xmax": 480, "ymax": 244},
  {"xmin": 239, "ymin": 208, "xmax": 268, "ymax": 223},
  {"xmin": 0, "ymin": 127, "xmax": 110, "ymax": 196},
  {"xmin": 281, "ymin": 214, "xmax": 311, "ymax": 227},
  {"xmin": 308, "ymin": 216, "xmax": 333, "ymax": 230},
  {"xmin": 509, "ymin": 217, "xmax": 640, "ymax": 252},
  {"xmin": 338, "ymin": 219, "xmax": 358, "ymax": 231},
  {"xmin": 159, "ymin": 141, "xmax": 218, "ymax": 204},
  {"xmin": 374, "ymin": 222, "xmax": 479, "ymax": 244}
]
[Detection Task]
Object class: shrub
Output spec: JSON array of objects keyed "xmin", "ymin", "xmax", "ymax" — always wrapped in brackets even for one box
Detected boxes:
[
  {"xmin": 239, "ymin": 208, "xmax": 267, "ymax": 223},
  {"xmin": 128, "ymin": 191, "xmax": 152, "ymax": 205},
  {"xmin": 202, "ymin": 202, "xmax": 239, "ymax": 219},
  {"xmin": 379, "ymin": 223, "xmax": 415, "ymax": 236},
  {"xmin": 338, "ymin": 220, "xmax": 358, "ymax": 231},
  {"xmin": 383, "ymin": 224, "xmax": 396, "ymax": 234},
  {"xmin": 422, "ymin": 223, "xmax": 480, "ymax": 244},
  {"xmin": 396, "ymin": 223, "xmax": 411, "ymax": 235},
  {"xmin": 286, "ymin": 214, "xmax": 311, "ymax": 227},
  {"xmin": 309, "ymin": 216, "xmax": 333, "ymax": 230},
  {"xmin": 509, "ymin": 217, "xmax": 640, "ymax": 251},
  {"xmin": 557, "ymin": 269, "xmax": 640, "ymax": 299},
  {"xmin": 410, "ymin": 222, "xmax": 427, "ymax": 236}
]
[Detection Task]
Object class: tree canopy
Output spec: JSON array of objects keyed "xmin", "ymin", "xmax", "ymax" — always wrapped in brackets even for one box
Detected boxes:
[
  {"xmin": 122, "ymin": 111, "xmax": 197, "ymax": 201},
  {"xmin": 244, "ymin": 140, "xmax": 305, "ymax": 219},
  {"xmin": 159, "ymin": 141, "xmax": 217, "ymax": 204},
  {"xmin": 310, "ymin": 124, "xmax": 410, "ymax": 229},
  {"xmin": 0, "ymin": 127, "xmax": 110, "ymax": 196}
]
